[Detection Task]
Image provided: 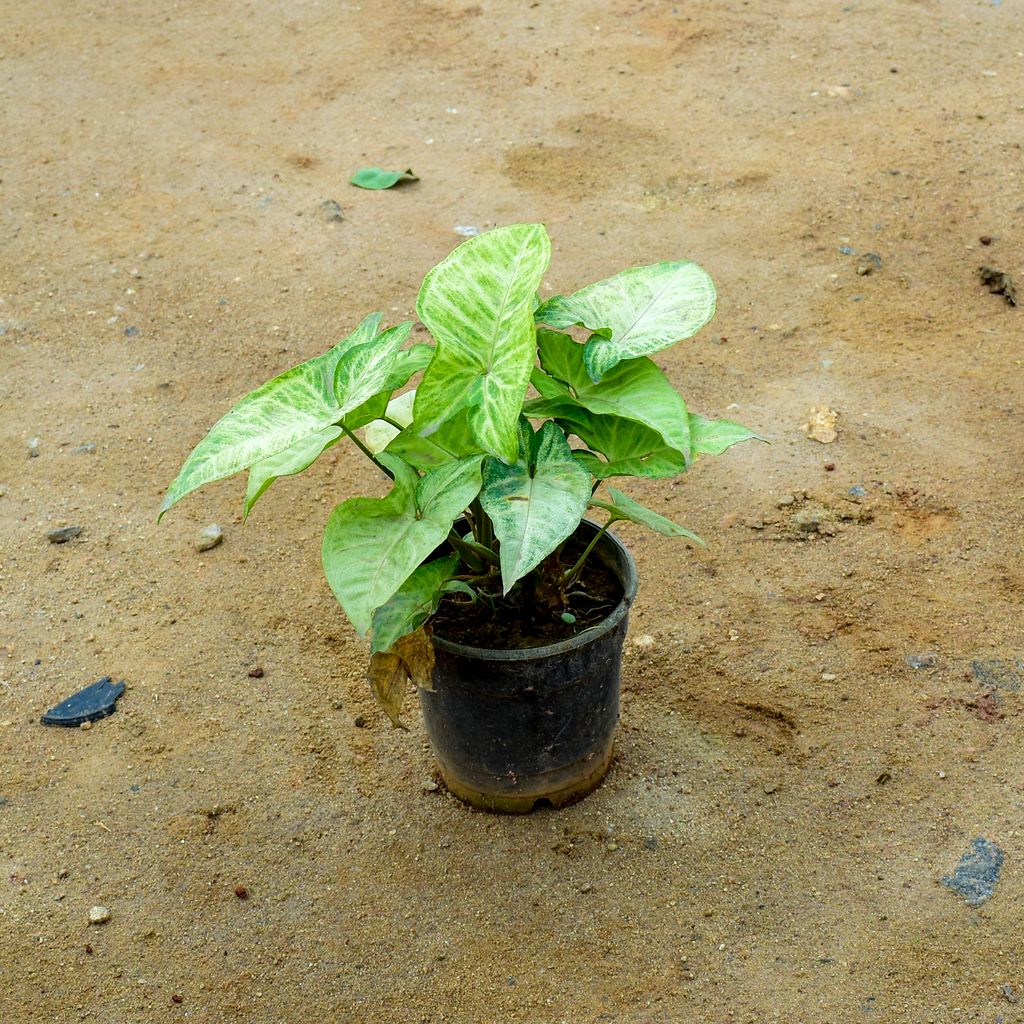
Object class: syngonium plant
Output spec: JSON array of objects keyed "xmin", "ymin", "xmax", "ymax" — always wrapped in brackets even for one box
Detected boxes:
[{"xmin": 160, "ymin": 224, "xmax": 759, "ymax": 722}]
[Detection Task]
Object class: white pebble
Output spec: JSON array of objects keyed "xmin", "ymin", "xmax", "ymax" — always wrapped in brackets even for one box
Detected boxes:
[{"xmin": 89, "ymin": 905, "xmax": 111, "ymax": 925}]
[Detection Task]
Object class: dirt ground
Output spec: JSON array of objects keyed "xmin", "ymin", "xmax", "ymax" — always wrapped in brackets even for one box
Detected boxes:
[{"xmin": 2, "ymin": 1, "xmax": 1023, "ymax": 1021}]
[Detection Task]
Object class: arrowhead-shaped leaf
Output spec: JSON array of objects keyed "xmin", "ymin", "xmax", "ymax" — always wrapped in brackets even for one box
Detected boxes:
[
  {"xmin": 414, "ymin": 224, "xmax": 551, "ymax": 462},
  {"xmin": 535, "ymin": 260, "xmax": 716, "ymax": 381},
  {"xmin": 322, "ymin": 454, "xmax": 483, "ymax": 635},
  {"xmin": 479, "ymin": 421, "xmax": 592, "ymax": 594},
  {"xmin": 689, "ymin": 413, "xmax": 762, "ymax": 456},
  {"xmin": 160, "ymin": 312, "xmax": 384, "ymax": 518},
  {"xmin": 370, "ymin": 554, "xmax": 460, "ymax": 654},
  {"xmin": 592, "ymin": 486, "xmax": 705, "ymax": 545},
  {"xmin": 536, "ymin": 330, "xmax": 691, "ymax": 459},
  {"xmin": 243, "ymin": 426, "xmax": 343, "ymax": 519}
]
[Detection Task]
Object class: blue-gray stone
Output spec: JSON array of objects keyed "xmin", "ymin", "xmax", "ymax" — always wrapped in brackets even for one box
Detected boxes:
[
  {"xmin": 905, "ymin": 653, "xmax": 937, "ymax": 669},
  {"xmin": 942, "ymin": 837, "xmax": 1004, "ymax": 906},
  {"xmin": 971, "ymin": 659, "xmax": 1023, "ymax": 692},
  {"xmin": 41, "ymin": 677, "xmax": 126, "ymax": 727},
  {"xmin": 848, "ymin": 484, "xmax": 868, "ymax": 497},
  {"xmin": 838, "ymin": 245, "xmax": 856, "ymax": 255}
]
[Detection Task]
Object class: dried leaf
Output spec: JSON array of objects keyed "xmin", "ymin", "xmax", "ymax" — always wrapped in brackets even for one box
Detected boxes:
[
  {"xmin": 367, "ymin": 651, "xmax": 410, "ymax": 729},
  {"xmin": 801, "ymin": 405, "xmax": 838, "ymax": 444},
  {"xmin": 393, "ymin": 628, "xmax": 436, "ymax": 692}
]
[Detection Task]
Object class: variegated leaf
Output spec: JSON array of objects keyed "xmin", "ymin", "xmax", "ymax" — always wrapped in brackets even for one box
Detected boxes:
[
  {"xmin": 479, "ymin": 421, "xmax": 592, "ymax": 594},
  {"xmin": 689, "ymin": 413, "xmax": 762, "ymax": 456},
  {"xmin": 370, "ymin": 554, "xmax": 460, "ymax": 654},
  {"xmin": 160, "ymin": 313, "xmax": 384, "ymax": 518},
  {"xmin": 535, "ymin": 260, "xmax": 716, "ymax": 381},
  {"xmin": 414, "ymin": 224, "xmax": 551, "ymax": 462},
  {"xmin": 592, "ymin": 486, "xmax": 704, "ymax": 545},
  {"xmin": 537, "ymin": 330, "xmax": 691, "ymax": 459},
  {"xmin": 322, "ymin": 454, "xmax": 483, "ymax": 635}
]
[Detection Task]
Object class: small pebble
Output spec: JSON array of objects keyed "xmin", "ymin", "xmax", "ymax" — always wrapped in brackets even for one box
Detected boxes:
[
  {"xmin": 79, "ymin": 721, "xmax": 93, "ymax": 731},
  {"xmin": 942, "ymin": 837, "xmax": 1004, "ymax": 906},
  {"xmin": 454, "ymin": 225, "xmax": 480, "ymax": 237},
  {"xmin": 73, "ymin": 442, "xmax": 97, "ymax": 454},
  {"xmin": 1002, "ymin": 984, "xmax": 1018, "ymax": 1004},
  {"xmin": 247, "ymin": 666, "xmax": 264, "ymax": 679},
  {"xmin": 422, "ymin": 780, "xmax": 439, "ymax": 793},
  {"xmin": 777, "ymin": 494, "xmax": 796, "ymax": 507},
  {"xmin": 234, "ymin": 885, "xmax": 248, "ymax": 900},
  {"xmin": 47, "ymin": 526, "xmax": 83, "ymax": 544},
  {"xmin": 123, "ymin": 326, "xmax": 140, "ymax": 338},
  {"xmin": 980, "ymin": 235, "xmax": 993, "ymax": 246},
  {"xmin": 318, "ymin": 199, "xmax": 344, "ymax": 223},
  {"xmin": 171, "ymin": 993, "xmax": 183, "ymax": 1004},
  {"xmin": 905, "ymin": 653, "xmax": 938, "ymax": 670},
  {"xmin": 821, "ymin": 672, "xmax": 837, "ymax": 682},
  {"xmin": 84, "ymin": 943, "xmax": 93, "ymax": 955},
  {"xmin": 196, "ymin": 524, "xmax": 223, "ymax": 552},
  {"xmin": 579, "ymin": 883, "xmax": 594, "ymax": 894},
  {"xmin": 26, "ymin": 437, "xmax": 40, "ymax": 458},
  {"xmin": 838, "ymin": 245, "xmax": 856, "ymax": 255},
  {"xmin": 824, "ymin": 462, "xmax": 835, "ymax": 471},
  {"xmin": 848, "ymin": 484, "xmax": 868, "ymax": 497},
  {"xmin": 353, "ymin": 715, "xmax": 367, "ymax": 728},
  {"xmin": 88, "ymin": 905, "xmax": 111, "ymax": 925}
]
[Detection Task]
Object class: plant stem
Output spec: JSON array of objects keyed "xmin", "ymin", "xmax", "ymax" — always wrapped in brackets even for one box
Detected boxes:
[
  {"xmin": 340, "ymin": 423, "xmax": 394, "ymax": 480},
  {"xmin": 560, "ymin": 518, "xmax": 616, "ymax": 587},
  {"xmin": 381, "ymin": 415, "xmax": 406, "ymax": 430}
]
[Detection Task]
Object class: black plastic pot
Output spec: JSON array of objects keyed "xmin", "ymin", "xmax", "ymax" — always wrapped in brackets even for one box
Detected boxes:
[{"xmin": 420, "ymin": 520, "xmax": 638, "ymax": 813}]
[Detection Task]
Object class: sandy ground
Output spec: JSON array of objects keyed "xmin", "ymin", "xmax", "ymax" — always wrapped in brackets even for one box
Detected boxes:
[{"xmin": 2, "ymin": 1, "xmax": 1023, "ymax": 1021}]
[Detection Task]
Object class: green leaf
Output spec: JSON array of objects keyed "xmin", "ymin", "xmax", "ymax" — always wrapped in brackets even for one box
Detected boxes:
[
  {"xmin": 571, "ymin": 421, "xmax": 689, "ymax": 479},
  {"xmin": 535, "ymin": 260, "xmax": 716, "ymax": 381},
  {"xmin": 536, "ymin": 330, "xmax": 691, "ymax": 459},
  {"xmin": 349, "ymin": 167, "xmax": 419, "ymax": 189},
  {"xmin": 593, "ymin": 486, "xmax": 705, "ymax": 545},
  {"xmin": 479, "ymin": 421, "xmax": 592, "ymax": 594},
  {"xmin": 333, "ymin": 321, "xmax": 412, "ymax": 415},
  {"xmin": 342, "ymin": 343, "xmax": 434, "ymax": 431},
  {"xmin": 160, "ymin": 313, "xmax": 384, "ymax": 519},
  {"xmin": 243, "ymin": 426, "xmax": 343, "ymax": 519},
  {"xmin": 414, "ymin": 224, "xmax": 551, "ymax": 462},
  {"xmin": 322, "ymin": 454, "xmax": 483, "ymax": 635},
  {"xmin": 370, "ymin": 554, "xmax": 460, "ymax": 654},
  {"xmin": 689, "ymin": 413, "xmax": 762, "ymax": 456}
]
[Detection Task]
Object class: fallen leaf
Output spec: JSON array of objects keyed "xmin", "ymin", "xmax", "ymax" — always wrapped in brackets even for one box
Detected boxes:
[
  {"xmin": 350, "ymin": 167, "xmax": 419, "ymax": 190},
  {"xmin": 801, "ymin": 405, "xmax": 838, "ymax": 444}
]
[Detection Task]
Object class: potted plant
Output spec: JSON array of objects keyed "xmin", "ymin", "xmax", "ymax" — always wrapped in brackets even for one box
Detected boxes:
[{"xmin": 160, "ymin": 223, "xmax": 759, "ymax": 812}]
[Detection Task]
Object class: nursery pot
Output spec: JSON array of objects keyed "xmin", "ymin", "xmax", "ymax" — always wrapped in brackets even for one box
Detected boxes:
[{"xmin": 420, "ymin": 520, "xmax": 638, "ymax": 813}]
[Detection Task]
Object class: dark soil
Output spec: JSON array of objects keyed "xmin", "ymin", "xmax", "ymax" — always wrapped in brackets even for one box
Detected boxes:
[{"xmin": 431, "ymin": 533, "xmax": 624, "ymax": 649}]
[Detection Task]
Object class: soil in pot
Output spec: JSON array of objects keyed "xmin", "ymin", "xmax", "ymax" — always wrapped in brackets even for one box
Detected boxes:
[{"xmin": 430, "ymin": 531, "xmax": 625, "ymax": 649}]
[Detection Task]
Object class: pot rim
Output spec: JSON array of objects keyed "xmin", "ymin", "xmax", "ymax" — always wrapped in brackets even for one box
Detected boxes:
[{"xmin": 429, "ymin": 519, "xmax": 638, "ymax": 662}]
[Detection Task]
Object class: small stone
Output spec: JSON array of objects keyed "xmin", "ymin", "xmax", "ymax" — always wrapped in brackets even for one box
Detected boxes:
[
  {"xmin": 792, "ymin": 508, "xmax": 825, "ymax": 534},
  {"xmin": 422, "ymin": 780, "xmax": 439, "ymax": 793},
  {"xmin": 970, "ymin": 658, "xmax": 1023, "ymax": 692},
  {"xmin": 233, "ymin": 885, "xmax": 248, "ymax": 900},
  {"xmin": 942, "ymin": 837, "xmax": 1004, "ymax": 906},
  {"xmin": 980, "ymin": 235, "xmax": 993, "ymax": 246},
  {"xmin": 777, "ymin": 494, "xmax": 796, "ymax": 507},
  {"xmin": 318, "ymin": 199, "xmax": 344, "ymax": 223},
  {"xmin": 606, "ymin": 842, "xmax": 619, "ymax": 852},
  {"xmin": 579, "ymin": 883, "xmax": 594, "ymax": 893},
  {"xmin": 247, "ymin": 666, "xmax": 264, "ymax": 679},
  {"xmin": 905, "ymin": 653, "xmax": 938, "ymax": 670},
  {"xmin": 847, "ymin": 484, "xmax": 868, "ymax": 497},
  {"xmin": 123, "ymin": 326, "xmax": 140, "ymax": 338},
  {"xmin": 763, "ymin": 781, "xmax": 780, "ymax": 794},
  {"xmin": 745, "ymin": 516, "xmax": 765, "ymax": 530},
  {"xmin": 171, "ymin": 994, "xmax": 184, "ymax": 1004},
  {"xmin": 196, "ymin": 524, "xmax": 223, "ymax": 552},
  {"xmin": 824, "ymin": 462, "xmax": 835, "ymax": 471},
  {"xmin": 353, "ymin": 715, "xmax": 367, "ymax": 728},
  {"xmin": 47, "ymin": 526, "xmax": 83, "ymax": 544},
  {"xmin": 73, "ymin": 442, "xmax": 97, "ymax": 454},
  {"xmin": 821, "ymin": 672, "xmax": 837, "ymax": 682},
  {"xmin": 79, "ymin": 721, "xmax": 93, "ymax": 731},
  {"xmin": 1001, "ymin": 984, "xmax": 1018, "ymax": 1004},
  {"xmin": 454, "ymin": 225, "xmax": 480, "ymax": 237},
  {"xmin": 26, "ymin": 437, "xmax": 40, "ymax": 458},
  {"xmin": 89, "ymin": 905, "xmax": 111, "ymax": 925},
  {"xmin": 801, "ymin": 405, "xmax": 839, "ymax": 444}
]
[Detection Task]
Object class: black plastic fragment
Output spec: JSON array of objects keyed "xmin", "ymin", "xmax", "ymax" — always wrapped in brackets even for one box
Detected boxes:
[{"xmin": 41, "ymin": 677, "xmax": 126, "ymax": 727}]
